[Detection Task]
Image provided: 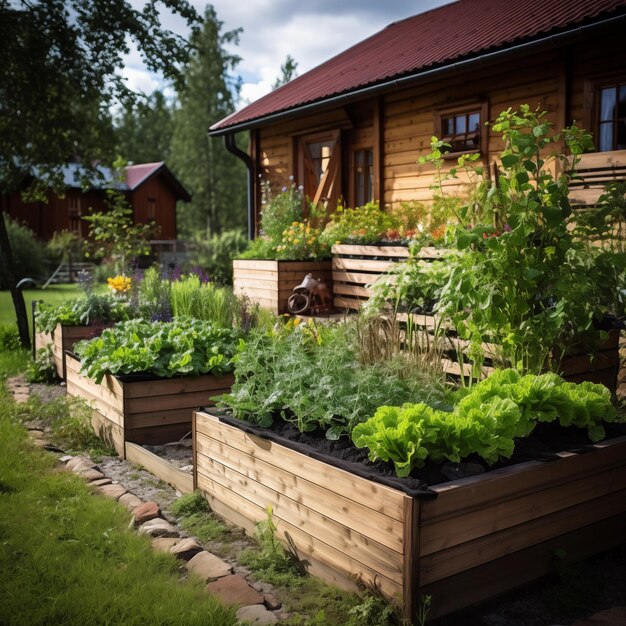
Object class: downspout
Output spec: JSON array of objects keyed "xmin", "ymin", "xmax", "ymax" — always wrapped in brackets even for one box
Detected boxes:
[{"xmin": 224, "ymin": 133, "xmax": 256, "ymax": 240}]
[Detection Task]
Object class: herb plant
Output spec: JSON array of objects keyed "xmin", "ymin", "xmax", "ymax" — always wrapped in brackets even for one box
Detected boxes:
[
  {"xmin": 35, "ymin": 294, "xmax": 130, "ymax": 333},
  {"xmin": 170, "ymin": 274, "xmax": 245, "ymax": 328},
  {"xmin": 75, "ymin": 317, "xmax": 241, "ymax": 383},
  {"xmin": 218, "ymin": 318, "xmax": 448, "ymax": 439}
]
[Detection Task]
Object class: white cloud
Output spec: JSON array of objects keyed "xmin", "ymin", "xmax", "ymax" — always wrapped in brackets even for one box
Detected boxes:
[
  {"xmin": 120, "ymin": 66, "xmax": 161, "ymax": 95},
  {"xmin": 123, "ymin": 1, "xmax": 454, "ymax": 106}
]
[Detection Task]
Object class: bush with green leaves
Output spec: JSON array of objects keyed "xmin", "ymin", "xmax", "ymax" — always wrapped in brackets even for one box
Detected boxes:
[
  {"xmin": 238, "ymin": 179, "xmax": 332, "ymax": 261},
  {"xmin": 0, "ymin": 324, "xmax": 20, "ymax": 351},
  {"xmin": 26, "ymin": 346, "xmax": 56, "ymax": 384},
  {"xmin": 35, "ymin": 293, "xmax": 131, "ymax": 333},
  {"xmin": 0, "ymin": 216, "xmax": 48, "ymax": 288},
  {"xmin": 423, "ymin": 106, "xmax": 624, "ymax": 373},
  {"xmin": 189, "ymin": 229, "xmax": 248, "ymax": 285},
  {"xmin": 352, "ymin": 369, "xmax": 616, "ymax": 477},
  {"xmin": 75, "ymin": 317, "xmax": 241, "ymax": 383},
  {"xmin": 320, "ymin": 201, "xmax": 397, "ymax": 246},
  {"xmin": 218, "ymin": 317, "xmax": 448, "ymax": 439},
  {"xmin": 367, "ymin": 257, "xmax": 452, "ymax": 314}
]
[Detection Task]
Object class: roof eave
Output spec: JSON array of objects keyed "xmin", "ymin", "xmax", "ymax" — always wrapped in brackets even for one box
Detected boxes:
[{"xmin": 209, "ymin": 10, "xmax": 626, "ymax": 137}]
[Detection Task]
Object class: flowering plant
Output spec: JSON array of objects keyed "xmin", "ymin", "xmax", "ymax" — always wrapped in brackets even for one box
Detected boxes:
[
  {"xmin": 240, "ymin": 177, "xmax": 330, "ymax": 260},
  {"xmin": 320, "ymin": 200, "xmax": 441, "ymax": 246},
  {"xmin": 107, "ymin": 275, "xmax": 132, "ymax": 294},
  {"xmin": 275, "ymin": 221, "xmax": 330, "ymax": 260}
]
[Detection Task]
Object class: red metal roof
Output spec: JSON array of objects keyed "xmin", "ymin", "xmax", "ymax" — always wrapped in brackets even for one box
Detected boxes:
[
  {"xmin": 211, "ymin": 0, "xmax": 626, "ymax": 133},
  {"xmin": 125, "ymin": 162, "xmax": 164, "ymax": 190}
]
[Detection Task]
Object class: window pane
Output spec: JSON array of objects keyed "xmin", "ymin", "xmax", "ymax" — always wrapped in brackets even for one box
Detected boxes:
[
  {"xmin": 619, "ymin": 85, "xmax": 626, "ymax": 119},
  {"xmin": 354, "ymin": 149, "xmax": 373, "ymax": 206},
  {"xmin": 598, "ymin": 121, "xmax": 613, "ymax": 152},
  {"xmin": 600, "ymin": 87, "xmax": 616, "ymax": 122},
  {"xmin": 617, "ymin": 120, "xmax": 626, "ymax": 151},
  {"xmin": 442, "ymin": 116, "xmax": 454, "ymax": 135},
  {"xmin": 455, "ymin": 114, "xmax": 466, "ymax": 134},
  {"xmin": 468, "ymin": 112, "xmax": 480, "ymax": 132},
  {"xmin": 307, "ymin": 140, "xmax": 333, "ymax": 183}
]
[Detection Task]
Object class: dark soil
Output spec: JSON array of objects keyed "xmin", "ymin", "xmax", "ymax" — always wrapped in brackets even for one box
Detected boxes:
[{"xmin": 234, "ymin": 414, "xmax": 626, "ymax": 492}]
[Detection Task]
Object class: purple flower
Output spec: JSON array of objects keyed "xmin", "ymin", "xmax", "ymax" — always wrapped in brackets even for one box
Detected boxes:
[{"xmin": 503, "ymin": 223, "xmax": 512, "ymax": 232}]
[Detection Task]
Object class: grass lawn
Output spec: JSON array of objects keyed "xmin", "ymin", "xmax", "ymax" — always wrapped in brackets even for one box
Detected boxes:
[
  {"xmin": 0, "ymin": 386, "xmax": 237, "ymax": 626},
  {"xmin": 0, "ymin": 284, "xmax": 106, "ymax": 330}
]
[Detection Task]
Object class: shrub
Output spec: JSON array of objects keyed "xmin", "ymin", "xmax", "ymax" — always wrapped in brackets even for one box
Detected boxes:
[
  {"xmin": 25, "ymin": 346, "xmax": 56, "ymax": 384},
  {"xmin": 0, "ymin": 216, "xmax": 47, "ymax": 288},
  {"xmin": 0, "ymin": 324, "xmax": 20, "ymax": 351},
  {"xmin": 189, "ymin": 229, "xmax": 248, "ymax": 285},
  {"xmin": 239, "ymin": 179, "xmax": 330, "ymax": 260}
]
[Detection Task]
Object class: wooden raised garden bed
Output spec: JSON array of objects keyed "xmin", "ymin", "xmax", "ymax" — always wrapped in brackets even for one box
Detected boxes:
[
  {"xmin": 35, "ymin": 323, "xmax": 108, "ymax": 380},
  {"xmin": 65, "ymin": 353, "xmax": 233, "ymax": 458},
  {"xmin": 332, "ymin": 244, "xmax": 445, "ymax": 310},
  {"xmin": 404, "ymin": 311, "xmax": 621, "ymax": 394},
  {"xmin": 233, "ymin": 259, "xmax": 332, "ymax": 315},
  {"xmin": 193, "ymin": 409, "xmax": 626, "ymax": 621}
]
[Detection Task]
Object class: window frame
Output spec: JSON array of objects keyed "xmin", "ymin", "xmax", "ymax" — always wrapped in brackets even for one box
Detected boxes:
[
  {"xmin": 583, "ymin": 74, "xmax": 626, "ymax": 153},
  {"xmin": 349, "ymin": 146, "xmax": 374, "ymax": 207},
  {"xmin": 596, "ymin": 80, "xmax": 626, "ymax": 152},
  {"xmin": 434, "ymin": 101, "xmax": 489, "ymax": 159},
  {"xmin": 67, "ymin": 193, "xmax": 82, "ymax": 236}
]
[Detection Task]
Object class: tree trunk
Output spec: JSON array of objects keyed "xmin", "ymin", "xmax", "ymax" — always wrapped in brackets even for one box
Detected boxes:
[{"xmin": 0, "ymin": 205, "xmax": 31, "ymax": 349}]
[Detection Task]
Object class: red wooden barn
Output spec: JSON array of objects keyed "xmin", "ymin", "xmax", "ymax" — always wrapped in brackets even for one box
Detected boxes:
[{"xmin": 2, "ymin": 162, "xmax": 190, "ymax": 241}]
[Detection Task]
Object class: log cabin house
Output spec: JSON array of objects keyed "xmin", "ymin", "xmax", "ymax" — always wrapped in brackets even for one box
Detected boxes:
[
  {"xmin": 2, "ymin": 161, "xmax": 190, "ymax": 242},
  {"xmin": 210, "ymin": 0, "xmax": 626, "ymax": 235}
]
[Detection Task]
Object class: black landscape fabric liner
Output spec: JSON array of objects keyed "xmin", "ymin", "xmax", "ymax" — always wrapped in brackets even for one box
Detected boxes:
[{"xmin": 206, "ymin": 408, "xmax": 438, "ymax": 499}]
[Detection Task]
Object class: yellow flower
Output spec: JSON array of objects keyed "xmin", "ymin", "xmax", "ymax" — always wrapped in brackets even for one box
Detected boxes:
[
  {"xmin": 107, "ymin": 275, "xmax": 131, "ymax": 293},
  {"xmin": 293, "ymin": 239, "xmax": 299, "ymax": 245}
]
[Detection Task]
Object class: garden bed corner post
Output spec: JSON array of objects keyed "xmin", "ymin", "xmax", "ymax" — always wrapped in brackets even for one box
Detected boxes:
[{"xmin": 403, "ymin": 496, "xmax": 421, "ymax": 622}]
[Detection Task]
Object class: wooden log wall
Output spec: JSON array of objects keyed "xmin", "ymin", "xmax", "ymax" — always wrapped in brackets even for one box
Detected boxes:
[
  {"xmin": 382, "ymin": 49, "xmax": 561, "ymax": 209},
  {"xmin": 257, "ymin": 48, "xmax": 568, "ymax": 216}
]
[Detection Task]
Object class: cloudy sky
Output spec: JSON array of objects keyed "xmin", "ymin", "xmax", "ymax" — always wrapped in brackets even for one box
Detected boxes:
[{"xmin": 124, "ymin": 0, "xmax": 452, "ymax": 108}]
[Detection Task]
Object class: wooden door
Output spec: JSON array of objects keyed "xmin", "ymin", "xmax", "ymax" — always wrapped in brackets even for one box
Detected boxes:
[{"xmin": 297, "ymin": 130, "xmax": 342, "ymax": 212}]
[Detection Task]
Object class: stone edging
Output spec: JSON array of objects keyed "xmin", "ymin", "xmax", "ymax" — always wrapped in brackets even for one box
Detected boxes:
[{"xmin": 59, "ymin": 452, "xmax": 282, "ymax": 625}]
